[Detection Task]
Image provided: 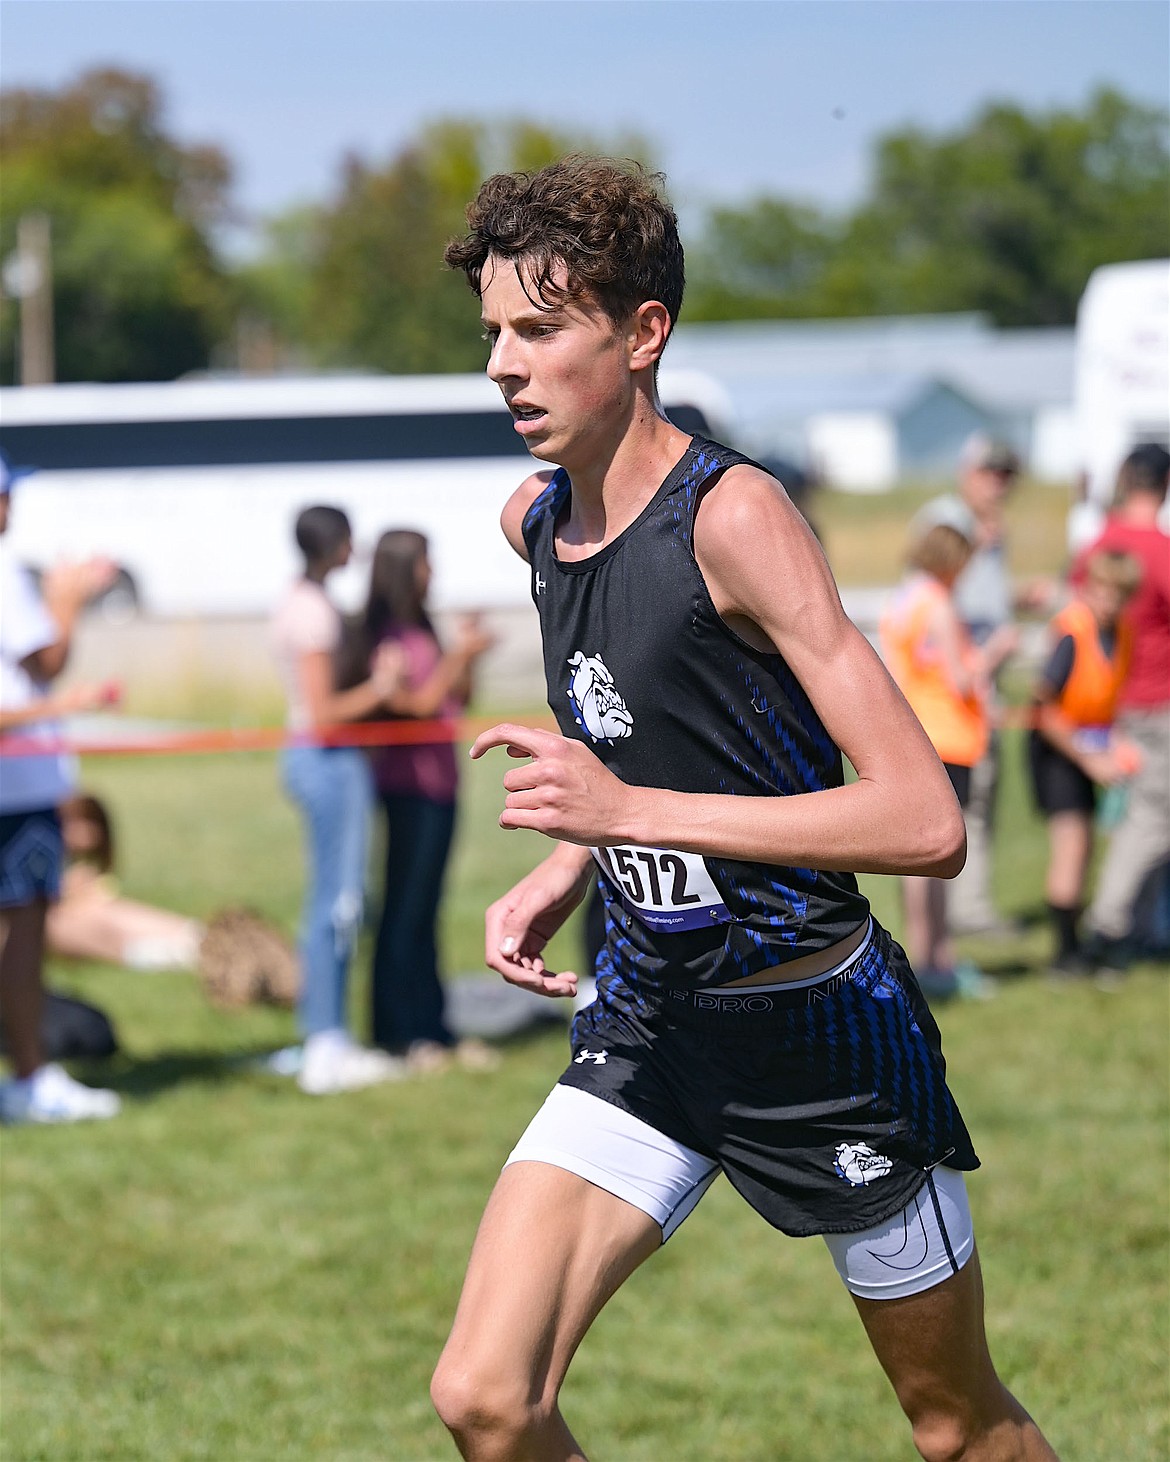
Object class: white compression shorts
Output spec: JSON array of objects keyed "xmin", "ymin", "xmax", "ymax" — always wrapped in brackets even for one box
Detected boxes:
[{"xmin": 505, "ymin": 1084, "xmax": 975, "ymax": 1301}]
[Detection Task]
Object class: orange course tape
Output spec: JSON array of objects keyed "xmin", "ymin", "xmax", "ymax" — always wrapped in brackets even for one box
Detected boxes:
[
  {"xmin": 0, "ymin": 705, "xmax": 1047, "ymax": 759},
  {"xmin": 0, "ymin": 713, "xmax": 557, "ymax": 759}
]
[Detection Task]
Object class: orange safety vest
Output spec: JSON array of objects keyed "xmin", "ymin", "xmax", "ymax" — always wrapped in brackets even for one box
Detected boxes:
[
  {"xmin": 1049, "ymin": 600, "xmax": 1133, "ymax": 731},
  {"xmin": 880, "ymin": 574, "xmax": 989, "ymax": 768}
]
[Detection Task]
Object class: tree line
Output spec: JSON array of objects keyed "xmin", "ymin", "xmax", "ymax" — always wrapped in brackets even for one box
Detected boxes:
[{"xmin": 1, "ymin": 67, "xmax": 1167, "ymax": 384}]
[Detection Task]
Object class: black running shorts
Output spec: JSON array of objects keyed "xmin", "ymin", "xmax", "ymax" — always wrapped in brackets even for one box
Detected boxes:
[
  {"xmin": 1028, "ymin": 732, "xmax": 1096, "ymax": 816},
  {"xmin": 560, "ymin": 919, "xmax": 979, "ymax": 1237}
]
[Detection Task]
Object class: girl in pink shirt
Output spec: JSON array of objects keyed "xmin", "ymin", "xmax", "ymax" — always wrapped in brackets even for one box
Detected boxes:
[{"xmin": 350, "ymin": 531, "xmax": 493, "ymax": 1070}]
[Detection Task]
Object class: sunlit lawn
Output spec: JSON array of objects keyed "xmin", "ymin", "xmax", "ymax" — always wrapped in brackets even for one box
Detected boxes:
[
  {"xmin": 817, "ymin": 474, "xmax": 1075, "ymax": 587},
  {"xmin": 2, "ymin": 724, "xmax": 1167, "ymax": 1461}
]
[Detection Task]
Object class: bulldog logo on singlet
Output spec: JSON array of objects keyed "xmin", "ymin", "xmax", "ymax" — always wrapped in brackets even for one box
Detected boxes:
[
  {"xmin": 566, "ymin": 652, "xmax": 633, "ymax": 743},
  {"xmin": 833, "ymin": 1141, "xmax": 893, "ymax": 1187}
]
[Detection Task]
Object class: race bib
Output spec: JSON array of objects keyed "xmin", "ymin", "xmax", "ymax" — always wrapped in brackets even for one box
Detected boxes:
[{"xmin": 591, "ymin": 844, "xmax": 733, "ymax": 933}]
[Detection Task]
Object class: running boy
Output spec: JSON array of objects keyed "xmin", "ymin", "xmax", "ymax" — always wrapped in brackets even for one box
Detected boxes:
[{"xmin": 433, "ymin": 157, "xmax": 1056, "ymax": 1462}]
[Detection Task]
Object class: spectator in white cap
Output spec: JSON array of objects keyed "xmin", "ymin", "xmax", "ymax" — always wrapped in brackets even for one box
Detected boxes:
[{"xmin": 0, "ymin": 451, "xmax": 123, "ymax": 1123}]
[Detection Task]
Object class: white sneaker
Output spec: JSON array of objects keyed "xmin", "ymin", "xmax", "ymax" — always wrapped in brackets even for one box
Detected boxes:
[
  {"xmin": 124, "ymin": 923, "xmax": 204, "ymax": 970},
  {"xmin": 0, "ymin": 1063, "xmax": 121, "ymax": 1125},
  {"xmin": 297, "ymin": 1031, "xmax": 405, "ymax": 1095}
]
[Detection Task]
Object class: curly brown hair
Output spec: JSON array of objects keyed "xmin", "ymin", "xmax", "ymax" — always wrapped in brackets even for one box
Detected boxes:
[{"xmin": 444, "ymin": 155, "xmax": 685, "ymax": 333}]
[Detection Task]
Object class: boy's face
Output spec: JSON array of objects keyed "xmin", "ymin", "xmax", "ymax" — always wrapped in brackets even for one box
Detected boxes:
[
  {"xmin": 1083, "ymin": 575, "xmax": 1130, "ymax": 629},
  {"xmin": 480, "ymin": 254, "xmax": 635, "ymax": 468}
]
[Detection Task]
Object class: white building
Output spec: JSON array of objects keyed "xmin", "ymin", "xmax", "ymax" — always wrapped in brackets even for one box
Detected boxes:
[{"xmin": 667, "ymin": 313, "xmax": 1077, "ymax": 490}]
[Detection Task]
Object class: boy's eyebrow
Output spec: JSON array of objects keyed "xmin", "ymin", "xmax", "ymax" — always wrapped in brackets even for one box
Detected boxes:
[{"xmin": 480, "ymin": 304, "xmax": 567, "ymax": 330}]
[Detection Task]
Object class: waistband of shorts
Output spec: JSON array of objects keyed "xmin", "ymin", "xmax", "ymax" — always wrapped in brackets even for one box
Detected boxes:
[{"xmin": 660, "ymin": 919, "xmax": 875, "ymax": 1020}]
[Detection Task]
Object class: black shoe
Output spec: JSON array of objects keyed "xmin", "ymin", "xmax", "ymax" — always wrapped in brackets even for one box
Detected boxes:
[
  {"xmin": 1081, "ymin": 934, "xmax": 1131, "ymax": 976},
  {"xmin": 916, "ymin": 968, "xmax": 959, "ymax": 1004},
  {"xmin": 1047, "ymin": 951, "xmax": 1093, "ymax": 983}
]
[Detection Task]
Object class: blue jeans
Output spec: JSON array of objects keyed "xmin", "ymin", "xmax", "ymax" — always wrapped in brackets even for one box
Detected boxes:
[
  {"xmin": 281, "ymin": 746, "xmax": 372, "ymax": 1039},
  {"xmin": 372, "ymin": 794, "xmax": 457, "ymax": 1050}
]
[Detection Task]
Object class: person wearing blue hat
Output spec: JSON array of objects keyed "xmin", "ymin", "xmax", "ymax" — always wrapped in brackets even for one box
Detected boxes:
[{"xmin": 0, "ymin": 451, "xmax": 122, "ymax": 1123}]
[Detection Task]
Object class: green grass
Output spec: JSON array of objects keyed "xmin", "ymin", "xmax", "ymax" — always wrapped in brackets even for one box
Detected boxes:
[{"xmin": 2, "ymin": 731, "xmax": 1168, "ymax": 1461}]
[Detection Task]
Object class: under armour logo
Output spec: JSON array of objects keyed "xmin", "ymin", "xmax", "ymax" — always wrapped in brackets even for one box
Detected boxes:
[
  {"xmin": 573, "ymin": 1049, "xmax": 608, "ymax": 1065},
  {"xmin": 535, "ymin": 573, "xmax": 547, "ymax": 595}
]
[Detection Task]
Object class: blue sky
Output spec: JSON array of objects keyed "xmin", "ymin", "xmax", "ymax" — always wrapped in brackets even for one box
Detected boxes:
[{"xmin": 4, "ymin": 0, "xmax": 1167, "ymax": 237}]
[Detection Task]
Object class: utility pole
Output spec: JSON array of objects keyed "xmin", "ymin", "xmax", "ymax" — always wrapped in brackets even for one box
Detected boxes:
[{"xmin": 12, "ymin": 213, "xmax": 55, "ymax": 385}]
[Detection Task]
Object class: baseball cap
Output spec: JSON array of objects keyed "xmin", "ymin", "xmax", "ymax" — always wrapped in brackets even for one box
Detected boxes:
[
  {"xmin": 959, "ymin": 432, "xmax": 1021, "ymax": 476},
  {"xmin": 0, "ymin": 450, "xmax": 36, "ymax": 495}
]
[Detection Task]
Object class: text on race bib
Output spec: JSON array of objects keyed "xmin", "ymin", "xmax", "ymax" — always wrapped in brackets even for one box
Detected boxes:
[{"xmin": 591, "ymin": 844, "xmax": 734, "ymax": 933}]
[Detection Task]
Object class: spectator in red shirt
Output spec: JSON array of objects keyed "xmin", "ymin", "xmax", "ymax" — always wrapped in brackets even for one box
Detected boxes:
[{"xmin": 1071, "ymin": 443, "xmax": 1170, "ymax": 969}]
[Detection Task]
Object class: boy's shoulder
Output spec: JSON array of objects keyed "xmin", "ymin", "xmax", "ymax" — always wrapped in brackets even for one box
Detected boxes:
[
  {"xmin": 692, "ymin": 456, "xmax": 806, "ymax": 546},
  {"xmin": 502, "ymin": 470, "xmax": 559, "ymax": 557}
]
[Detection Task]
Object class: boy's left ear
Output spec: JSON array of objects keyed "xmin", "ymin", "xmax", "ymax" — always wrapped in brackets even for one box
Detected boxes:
[{"xmin": 627, "ymin": 301, "xmax": 671, "ymax": 373}]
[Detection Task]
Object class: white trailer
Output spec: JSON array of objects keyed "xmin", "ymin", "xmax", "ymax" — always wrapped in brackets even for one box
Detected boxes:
[
  {"xmin": 1070, "ymin": 259, "xmax": 1170, "ymax": 549},
  {"xmin": 0, "ymin": 370, "xmax": 732, "ymax": 619}
]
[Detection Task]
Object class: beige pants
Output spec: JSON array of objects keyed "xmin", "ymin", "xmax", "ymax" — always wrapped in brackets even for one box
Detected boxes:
[{"xmin": 1088, "ymin": 707, "xmax": 1170, "ymax": 942}]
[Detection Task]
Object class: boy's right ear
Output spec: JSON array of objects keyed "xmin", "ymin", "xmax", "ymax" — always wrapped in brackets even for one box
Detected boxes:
[{"xmin": 627, "ymin": 301, "xmax": 672, "ymax": 374}]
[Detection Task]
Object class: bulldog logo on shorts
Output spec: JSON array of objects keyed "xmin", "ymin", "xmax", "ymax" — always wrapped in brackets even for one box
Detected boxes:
[
  {"xmin": 833, "ymin": 1141, "xmax": 893, "ymax": 1187},
  {"xmin": 566, "ymin": 652, "xmax": 633, "ymax": 743}
]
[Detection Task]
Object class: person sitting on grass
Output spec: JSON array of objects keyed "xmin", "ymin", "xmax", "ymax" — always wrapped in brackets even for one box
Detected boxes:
[
  {"xmin": 47, "ymin": 793, "xmax": 205, "ymax": 971},
  {"xmin": 1028, "ymin": 548, "xmax": 1143, "ymax": 980}
]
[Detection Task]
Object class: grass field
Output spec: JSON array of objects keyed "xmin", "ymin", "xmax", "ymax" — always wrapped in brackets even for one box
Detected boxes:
[
  {"xmin": 816, "ymin": 474, "xmax": 1076, "ymax": 587},
  {"xmin": 2, "ymin": 721, "xmax": 1167, "ymax": 1462}
]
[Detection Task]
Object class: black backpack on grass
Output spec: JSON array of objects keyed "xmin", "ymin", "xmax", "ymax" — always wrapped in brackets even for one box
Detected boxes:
[{"xmin": 0, "ymin": 990, "xmax": 119, "ymax": 1062}]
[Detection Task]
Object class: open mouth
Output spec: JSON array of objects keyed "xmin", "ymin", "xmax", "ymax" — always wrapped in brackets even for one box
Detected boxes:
[{"xmin": 510, "ymin": 403, "xmax": 547, "ymax": 427}]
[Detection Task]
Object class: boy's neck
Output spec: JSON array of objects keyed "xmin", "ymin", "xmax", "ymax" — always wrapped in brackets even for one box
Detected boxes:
[{"xmin": 559, "ymin": 402, "xmax": 693, "ymax": 552}]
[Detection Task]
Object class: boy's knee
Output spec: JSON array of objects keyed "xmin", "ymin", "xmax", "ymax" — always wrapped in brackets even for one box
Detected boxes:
[
  {"xmin": 909, "ymin": 1409, "xmax": 971, "ymax": 1462},
  {"xmin": 431, "ymin": 1355, "xmax": 547, "ymax": 1458},
  {"xmin": 905, "ymin": 1384, "xmax": 1034, "ymax": 1462}
]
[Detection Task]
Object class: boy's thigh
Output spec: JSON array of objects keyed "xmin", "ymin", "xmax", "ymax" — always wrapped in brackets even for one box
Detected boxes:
[
  {"xmin": 822, "ymin": 1166, "xmax": 975, "ymax": 1302},
  {"xmin": 506, "ymin": 1083, "xmax": 720, "ymax": 1240},
  {"xmin": 443, "ymin": 1151, "xmax": 663, "ymax": 1387},
  {"xmin": 849, "ymin": 1245, "xmax": 1002, "ymax": 1417}
]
